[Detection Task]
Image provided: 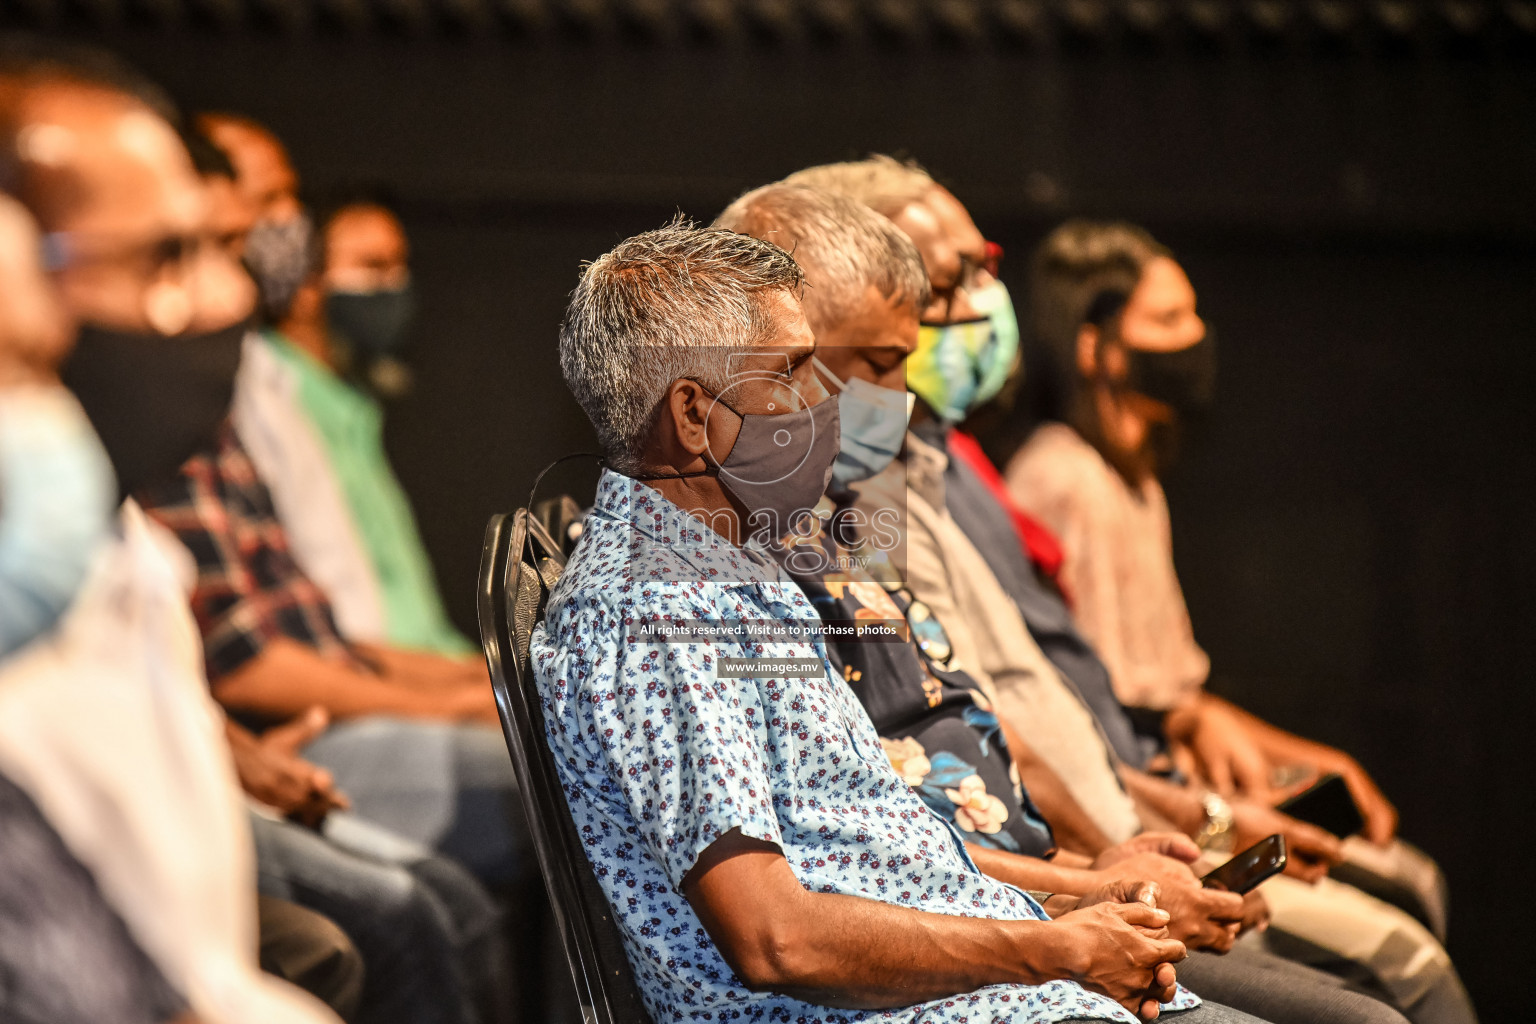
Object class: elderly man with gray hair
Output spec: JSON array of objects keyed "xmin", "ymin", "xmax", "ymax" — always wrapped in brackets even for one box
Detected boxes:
[{"xmin": 531, "ymin": 217, "xmax": 1273, "ymax": 1024}]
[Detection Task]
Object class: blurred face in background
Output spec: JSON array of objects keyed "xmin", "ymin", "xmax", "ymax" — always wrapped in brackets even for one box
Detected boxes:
[
  {"xmin": 1084, "ymin": 258, "xmax": 1205, "ymax": 424},
  {"xmin": 199, "ymin": 115, "xmax": 309, "ymax": 324},
  {"xmin": 323, "ymin": 203, "xmax": 408, "ymax": 291},
  {"xmin": 1111, "ymin": 257, "xmax": 1206, "ymax": 361},
  {"xmin": 1077, "ymin": 257, "xmax": 1211, "ymax": 479},
  {"xmin": 198, "ymin": 116, "xmax": 300, "ymax": 225},
  {"xmin": 203, "ymin": 169, "xmax": 258, "ymax": 262},
  {"xmin": 321, "ymin": 203, "xmax": 417, "ymax": 375}
]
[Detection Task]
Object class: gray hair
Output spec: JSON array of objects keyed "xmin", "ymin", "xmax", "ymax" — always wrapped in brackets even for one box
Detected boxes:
[
  {"xmin": 781, "ymin": 155, "xmax": 936, "ymax": 220},
  {"xmin": 558, "ymin": 216, "xmax": 804, "ymax": 475},
  {"xmin": 713, "ymin": 183, "xmax": 930, "ymax": 336}
]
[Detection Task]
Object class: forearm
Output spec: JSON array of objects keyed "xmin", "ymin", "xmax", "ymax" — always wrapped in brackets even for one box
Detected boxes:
[
  {"xmin": 740, "ymin": 887, "xmax": 1080, "ymax": 1008},
  {"xmin": 223, "ymin": 718, "xmax": 260, "ymax": 756},
  {"xmin": 1204, "ymin": 694, "xmax": 1348, "ymax": 772},
  {"xmin": 1002, "ymin": 721, "xmax": 1112, "ymax": 857},
  {"xmin": 689, "ymin": 835, "xmax": 1092, "ymax": 1010},
  {"xmin": 353, "ymin": 641, "xmax": 483, "ymax": 689},
  {"xmin": 965, "ymin": 844, "xmax": 1109, "ymax": 898},
  {"xmin": 212, "ymin": 638, "xmax": 447, "ymax": 721},
  {"xmin": 1117, "ymin": 767, "xmax": 1204, "ymax": 837}
]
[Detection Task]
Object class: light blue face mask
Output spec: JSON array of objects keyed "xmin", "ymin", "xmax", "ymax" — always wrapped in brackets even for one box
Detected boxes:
[
  {"xmin": 0, "ymin": 386, "xmax": 117, "ymax": 657},
  {"xmin": 815, "ymin": 357, "xmax": 915, "ymax": 490}
]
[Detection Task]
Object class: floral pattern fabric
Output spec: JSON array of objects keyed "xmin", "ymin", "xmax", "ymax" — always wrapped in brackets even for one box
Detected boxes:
[
  {"xmin": 882, "ymin": 735, "xmax": 1014, "ymax": 841},
  {"xmin": 531, "ymin": 470, "xmax": 1197, "ymax": 1024}
]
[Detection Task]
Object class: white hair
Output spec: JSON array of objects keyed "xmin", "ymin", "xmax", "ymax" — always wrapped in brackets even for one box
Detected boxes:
[
  {"xmin": 781, "ymin": 155, "xmax": 936, "ymax": 220},
  {"xmin": 712, "ymin": 182, "xmax": 930, "ymax": 336},
  {"xmin": 558, "ymin": 216, "xmax": 804, "ymax": 475}
]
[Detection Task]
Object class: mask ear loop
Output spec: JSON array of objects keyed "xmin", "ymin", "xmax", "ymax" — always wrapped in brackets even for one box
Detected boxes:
[
  {"xmin": 810, "ymin": 355, "xmax": 847, "ymax": 394},
  {"xmin": 527, "ymin": 452, "xmax": 605, "ymax": 515}
]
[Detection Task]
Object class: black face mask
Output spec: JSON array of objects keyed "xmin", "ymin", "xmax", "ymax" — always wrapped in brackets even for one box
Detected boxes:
[
  {"xmin": 61, "ymin": 318, "xmax": 248, "ymax": 499},
  {"xmin": 1121, "ymin": 326, "xmax": 1218, "ymax": 418},
  {"xmin": 326, "ymin": 285, "xmax": 416, "ymax": 359}
]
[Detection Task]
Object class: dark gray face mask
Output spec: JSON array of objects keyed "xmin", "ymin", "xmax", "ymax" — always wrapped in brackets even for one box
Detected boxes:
[{"xmin": 637, "ymin": 385, "xmax": 841, "ymax": 545}]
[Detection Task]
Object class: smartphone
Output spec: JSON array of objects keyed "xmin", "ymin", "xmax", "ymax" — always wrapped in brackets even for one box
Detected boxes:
[
  {"xmin": 1277, "ymin": 772, "xmax": 1364, "ymax": 838},
  {"xmin": 1202, "ymin": 834, "xmax": 1287, "ymax": 893}
]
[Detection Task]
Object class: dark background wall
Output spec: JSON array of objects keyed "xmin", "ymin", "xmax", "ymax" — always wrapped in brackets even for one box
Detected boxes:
[{"xmin": 16, "ymin": 17, "xmax": 1535, "ymax": 1016}]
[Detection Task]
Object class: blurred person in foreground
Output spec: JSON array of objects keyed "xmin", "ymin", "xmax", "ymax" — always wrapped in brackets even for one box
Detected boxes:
[
  {"xmin": 182, "ymin": 128, "xmax": 518, "ymax": 1024},
  {"xmin": 71, "ymin": 107, "xmax": 526, "ymax": 893},
  {"xmin": 0, "ymin": 189, "xmax": 201, "ymax": 1024},
  {"xmin": 5, "ymin": 37, "xmax": 514, "ymax": 1024},
  {"xmin": 788, "ymin": 156, "xmax": 1474, "ymax": 1024},
  {"xmin": 1007, "ymin": 220, "xmax": 1450, "ymax": 937},
  {"xmin": 713, "ymin": 180, "xmax": 1413, "ymax": 1024},
  {"xmin": 1, "ymin": 169, "xmax": 362, "ymax": 1020},
  {"xmin": 531, "ymin": 217, "xmax": 1276, "ymax": 1024},
  {"xmin": 0, "ymin": 56, "xmax": 339, "ymax": 1024}
]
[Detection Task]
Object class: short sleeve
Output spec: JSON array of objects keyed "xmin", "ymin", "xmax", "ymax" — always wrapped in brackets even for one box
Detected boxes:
[
  {"xmin": 536, "ymin": 590, "xmax": 784, "ymax": 888},
  {"xmin": 138, "ymin": 431, "xmax": 354, "ymax": 682}
]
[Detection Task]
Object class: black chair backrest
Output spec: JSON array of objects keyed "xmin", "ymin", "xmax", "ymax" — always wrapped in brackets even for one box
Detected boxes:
[
  {"xmin": 532, "ymin": 495, "xmax": 587, "ymax": 559},
  {"xmin": 478, "ymin": 509, "xmax": 653, "ymax": 1024}
]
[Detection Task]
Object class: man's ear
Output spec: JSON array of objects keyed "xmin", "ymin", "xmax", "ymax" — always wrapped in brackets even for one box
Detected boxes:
[
  {"xmin": 1075, "ymin": 323, "xmax": 1100, "ymax": 379},
  {"xmin": 664, "ymin": 379, "xmax": 714, "ymax": 459}
]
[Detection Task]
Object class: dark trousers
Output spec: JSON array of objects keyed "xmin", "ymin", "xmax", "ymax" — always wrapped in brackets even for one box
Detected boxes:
[
  {"xmin": 1179, "ymin": 940, "xmax": 1412, "ymax": 1024},
  {"xmin": 252, "ymin": 812, "xmax": 516, "ymax": 1024}
]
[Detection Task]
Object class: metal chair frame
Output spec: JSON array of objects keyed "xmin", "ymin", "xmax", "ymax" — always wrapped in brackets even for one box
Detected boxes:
[{"xmin": 477, "ymin": 509, "xmax": 653, "ymax": 1024}]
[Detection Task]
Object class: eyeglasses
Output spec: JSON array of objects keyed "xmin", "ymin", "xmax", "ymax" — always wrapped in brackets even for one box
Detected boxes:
[
  {"xmin": 983, "ymin": 240, "xmax": 1004, "ymax": 278},
  {"xmin": 929, "ymin": 241, "xmax": 1005, "ymax": 324},
  {"xmin": 44, "ymin": 229, "xmax": 214, "ymax": 285},
  {"xmin": 853, "ymin": 545, "xmax": 956, "ymax": 670}
]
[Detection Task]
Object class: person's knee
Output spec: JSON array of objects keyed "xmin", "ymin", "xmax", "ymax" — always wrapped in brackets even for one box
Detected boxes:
[
  {"xmin": 449, "ymin": 722, "xmax": 520, "ymax": 791},
  {"xmin": 1366, "ymin": 907, "xmax": 1464, "ymax": 1015},
  {"xmin": 257, "ymin": 895, "xmax": 366, "ymax": 1022},
  {"xmin": 1159, "ymin": 1001, "xmax": 1271, "ymax": 1024},
  {"xmin": 407, "ymin": 853, "xmax": 506, "ymax": 945}
]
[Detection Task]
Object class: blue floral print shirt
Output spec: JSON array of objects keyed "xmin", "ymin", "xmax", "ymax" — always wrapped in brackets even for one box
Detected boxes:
[{"xmin": 531, "ymin": 470, "xmax": 1198, "ymax": 1024}]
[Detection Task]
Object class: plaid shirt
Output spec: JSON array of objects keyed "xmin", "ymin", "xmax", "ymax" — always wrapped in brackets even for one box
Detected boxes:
[{"xmin": 137, "ymin": 421, "xmax": 354, "ymax": 682}]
